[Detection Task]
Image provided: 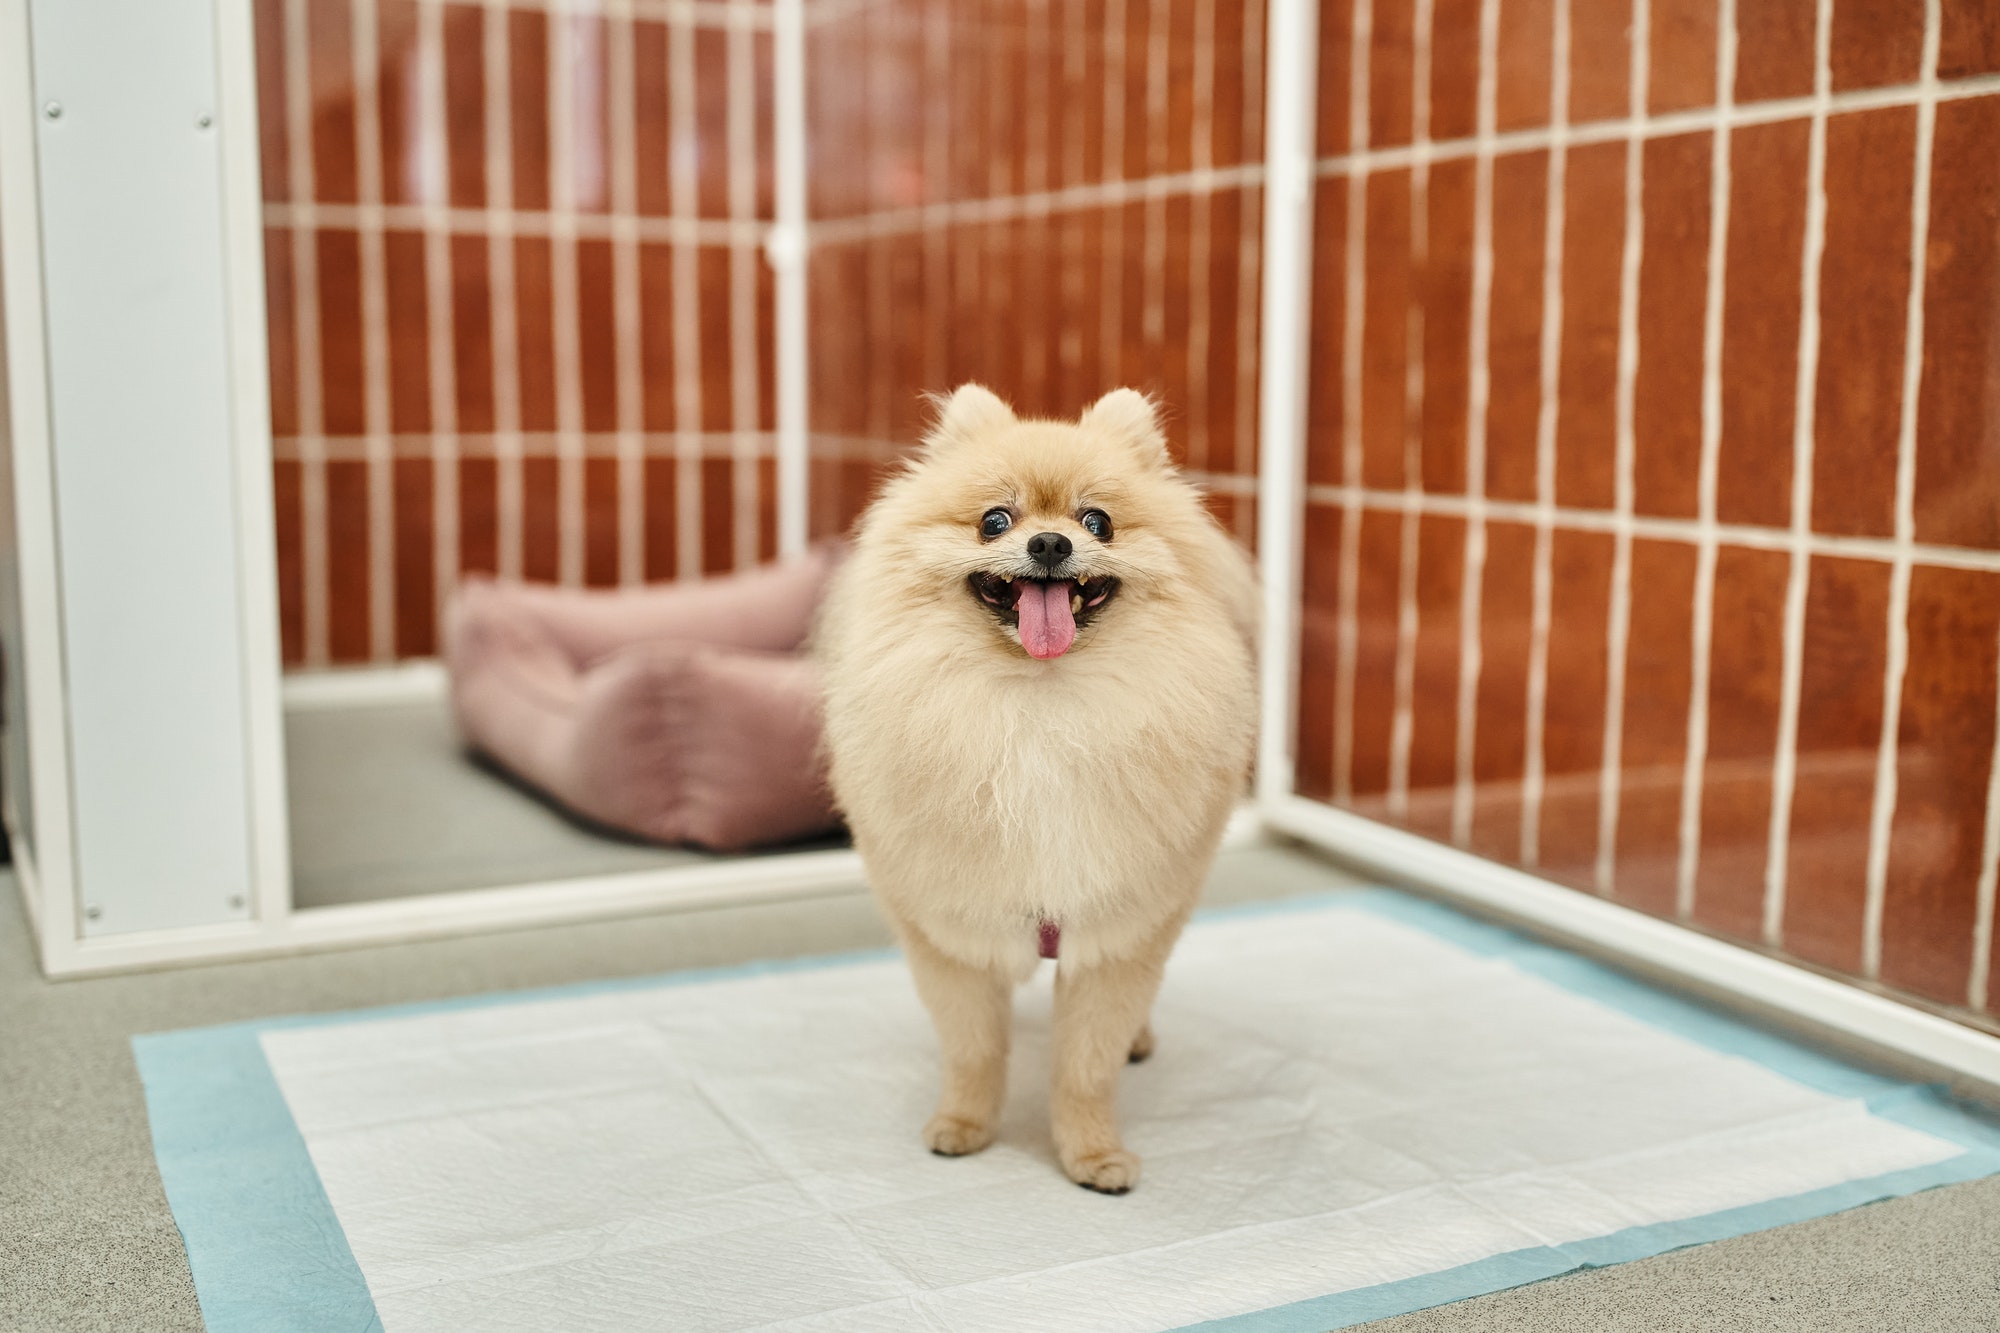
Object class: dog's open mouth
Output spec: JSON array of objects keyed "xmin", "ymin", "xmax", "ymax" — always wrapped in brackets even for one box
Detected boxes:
[{"xmin": 967, "ymin": 572, "xmax": 1121, "ymax": 660}]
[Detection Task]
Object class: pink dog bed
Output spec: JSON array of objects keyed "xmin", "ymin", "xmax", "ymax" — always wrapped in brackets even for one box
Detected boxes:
[{"xmin": 442, "ymin": 545, "xmax": 846, "ymax": 852}]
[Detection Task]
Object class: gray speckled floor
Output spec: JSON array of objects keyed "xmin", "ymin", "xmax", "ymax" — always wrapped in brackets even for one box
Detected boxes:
[{"xmin": 4, "ymin": 843, "xmax": 1999, "ymax": 1332}]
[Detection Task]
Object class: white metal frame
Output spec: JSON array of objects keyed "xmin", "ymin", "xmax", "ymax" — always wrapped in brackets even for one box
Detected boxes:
[{"xmin": 4, "ymin": 0, "xmax": 1996, "ymax": 1107}]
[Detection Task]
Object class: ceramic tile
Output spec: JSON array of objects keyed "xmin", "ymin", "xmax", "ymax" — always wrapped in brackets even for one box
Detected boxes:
[
  {"xmin": 1648, "ymin": 0, "xmax": 1717, "ymax": 114},
  {"xmin": 1632, "ymin": 132, "xmax": 1709, "ymax": 520},
  {"xmin": 1940, "ymin": 0, "xmax": 2000, "ymax": 77},
  {"xmin": 1554, "ymin": 141, "xmax": 1624, "ymax": 511},
  {"xmin": 386, "ymin": 230, "xmax": 432, "ymax": 434},
  {"xmin": 1811, "ymin": 107, "xmax": 1914, "ymax": 539},
  {"xmin": 1537, "ymin": 529, "xmax": 1614, "ymax": 890},
  {"xmin": 1484, "ymin": 151, "xmax": 1546, "ymax": 505},
  {"xmin": 326, "ymin": 459, "xmax": 373, "ymax": 660},
  {"xmin": 393, "ymin": 457, "xmax": 436, "ymax": 656},
  {"xmin": 1369, "ymin": 0, "xmax": 1414, "ymax": 150},
  {"xmin": 1612, "ymin": 539, "xmax": 1696, "ymax": 917},
  {"xmin": 1913, "ymin": 95, "xmax": 2000, "ymax": 551},
  {"xmin": 521, "ymin": 455, "xmax": 559, "ymax": 583},
  {"xmin": 1830, "ymin": 0, "xmax": 1925, "ymax": 91},
  {"xmin": 1494, "ymin": 0, "xmax": 1553, "ymax": 133},
  {"xmin": 1693, "ymin": 546, "xmax": 1790, "ymax": 943},
  {"xmin": 1362, "ymin": 169, "xmax": 1413, "ymax": 490},
  {"xmin": 1717, "ymin": 118, "xmax": 1808, "ymax": 531},
  {"xmin": 1783, "ymin": 556, "xmax": 1890, "ymax": 975},
  {"xmin": 1404, "ymin": 514, "xmax": 1467, "ymax": 844},
  {"xmin": 1568, "ymin": 0, "xmax": 1631, "ymax": 124},
  {"xmin": 1735, "ymin": 0, "xmax": 1815, "ymax": 103},
  {"xmin": 1879, "ymin": 567, "xmax": 2000, "ymax": 1005},
  {"xmin": 1470, "ymin": 521, "xmax": 1538, "ymax": 862},
  {"xmin": 1420, "ymin": 158, "xmax": 1475, "ymax": 496}
]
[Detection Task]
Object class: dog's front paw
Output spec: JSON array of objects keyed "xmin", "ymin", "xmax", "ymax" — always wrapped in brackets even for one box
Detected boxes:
[
  {"xmin": 924, "ymin": 1114, "xmax": 996, "ymax": 1157},
  {"xmin": 1063, "ymin": 1148, "xmax": 1141, "ymax": 1195}
]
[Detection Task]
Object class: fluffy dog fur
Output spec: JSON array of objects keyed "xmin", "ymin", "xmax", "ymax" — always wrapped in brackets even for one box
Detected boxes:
[{"xmin": 816, "ymin": 384, "xmax": 1258, "ymax": 1193}]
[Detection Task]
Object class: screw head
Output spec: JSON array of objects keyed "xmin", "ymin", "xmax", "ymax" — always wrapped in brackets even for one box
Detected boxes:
[
  {"xmin": 84, "ymin": 904, "xmax": 101, "ymax": 920},
  {"xmin": 196, "ymin": 112, "xmax": 212, "ymax": 129},
  {"xmin": 228, "ymin": 894, "xmax": 245, "ymax": 910},
  {"xmin": 42, "ymin": 101, "xmax": 60, "ymax": 120}
]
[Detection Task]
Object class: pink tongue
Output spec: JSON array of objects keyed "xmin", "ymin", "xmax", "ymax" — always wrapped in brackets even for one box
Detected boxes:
[{"xmin": 1015, "ymin": 580, "xmax": 1077, "ymax": 660}]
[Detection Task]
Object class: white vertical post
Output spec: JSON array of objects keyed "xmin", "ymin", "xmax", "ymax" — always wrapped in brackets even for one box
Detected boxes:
[
  {"xmin": 770, "ymin": 0, "xmax": 809, "ymax": 557},
  {"xmin": 1254, "ymin": 0, "xmax": 1320, "ymax": 807}
]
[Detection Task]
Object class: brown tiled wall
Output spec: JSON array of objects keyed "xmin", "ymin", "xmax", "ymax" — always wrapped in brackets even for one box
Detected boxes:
[
  {"xmin": 1295, "ymin": 0, "xmax": 2000, "ymax": 1027},
  {"xmin": 256, "ymin": 0, "xmax": 779, "ymax": 666},
  {"xmin": 803, "ymin": 0, "xmax": 1269, "ymax": 540}
]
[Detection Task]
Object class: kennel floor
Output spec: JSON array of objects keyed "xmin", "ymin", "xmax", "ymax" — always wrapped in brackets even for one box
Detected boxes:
[
  {"xmin": 8, "ymin": 847, "xmax": 2000, "ymax": 1331},
  {"xmin": 283, "ymin": 693, "xmax": 841, "ymax": 910}
]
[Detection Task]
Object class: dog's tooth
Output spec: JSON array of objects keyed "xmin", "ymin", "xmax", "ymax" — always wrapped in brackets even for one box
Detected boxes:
[{"xmin": 1071, "ymin": 593, "xmax": 1083, "ymax": 614}]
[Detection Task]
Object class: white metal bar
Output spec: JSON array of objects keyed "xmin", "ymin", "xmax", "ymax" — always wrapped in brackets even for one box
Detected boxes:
[
  {"xmin": 1862, "ymin": 0, "xmax": 1942, "ymax": 980},
  {"xmin": 770, "ymin": 0, "xmax": 808, "ymax": 557},
  {"xmin": 214, "ymin": 0, "xmax": 296, "ymax": 927},
  {"xmin": 1252, "ymin": 0, "xmax": 1319, "ymax": 807},
  {"xmin": 1264, "ymin": 795, "xmax": 2000, "ymax": 1098},
  {"xmin": 1677, "ymin": 0, "xmax": 1738, "ymax": 919},
  {"xmin": 1764, "ymin": 0, "xmax": 1834, "ymax": 948},
  {"xmin": 0, "ymin": 0, "xmax": 80, "ymax": 967}
]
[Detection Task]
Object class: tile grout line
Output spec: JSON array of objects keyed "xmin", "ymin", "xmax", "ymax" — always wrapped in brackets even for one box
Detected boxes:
[
  {"xmin": 462, "ymin": 0, "xmax": 773, "ymax": 26},
  {"xmin": 1519, "ymin": 0, "xmax": 1570, "ymax": 868},
  {"xmin": 1862, "ymin": 0, "xmax": 1941, "ymax": 981},
  {"xmin": 728, "ymin": 0, "xmax": 760, "ymax": 570},
  {"xmin": 1450, "ymin": 0, "xmax": 1502, "ymax": 849},
  {"xmin": 810, "ymin": 162, "xmax": 1268, "ymax": 244},
  {"xmin": 1311, "ymin": 70, "xmax": 2000, "ymax": 177},
  {"xmin": 484, "ymin": 4, "xmax": 525, "ymax": 581},
  {"xmin": 1387, "ymin": 0, "xmax": 1436, "ymax": 823},
  {"xmin": 1300, "ymin": 486, "xmax": 2000, "ymax": 574},
  {"xmin": 1230, "ymin": 0, "xmax": 1265, "ymax": 545},
  {"xmin": 263, "ymin": 199, "xmax": 765, "ymax": 244},
  {"xmin": 276, "ymin": 429, "xmax": 782, "ymax": 458},
  {"xmin": 417, "ymin": 0, "xmax": 462, "ymax": 641},
  {"xmin": 667, "ymin": 9, "xmax": 704, "ymax": 580},
  {"xmin": 607, "ymin": 1, "xmax": 646, "ymax": 585},
  {"xmin": 352, "ymin": 0, "xmax": 397, "ymax": 660},
  {"xmin": 283, "ymin": 0, "xmax": 329, "ymax": 667},
  {"xmin": 1594, "ymin": 0, "xmax": 1649, "ymax": 896},
  {"xmin": 1184, "ymin": 0, "xmax": 1216, "ymax": 474},
  {"xmin": 1676, "ymin": 0, "xmax": 1737, "ymax": 922},
  {"xmin": 1761, "ymin": 0, "xmax": 1833, "ymax": 949},
  {"xmin": 1331, "ymin": 0, "xmax": 1372, "ymax": 807},
  {"xmin": 549, "ymin": 5, "xmax": 587, "ymax": 587},
  {"xmin": 1971, "ymin": 623, "xmax": 2000, "ymax": 1010}
]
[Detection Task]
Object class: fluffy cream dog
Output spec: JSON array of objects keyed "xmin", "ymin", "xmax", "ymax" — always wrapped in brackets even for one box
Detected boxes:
[{"xmin": 816, "ymin": 384, "xmax": 1258, "ymax": 1193}]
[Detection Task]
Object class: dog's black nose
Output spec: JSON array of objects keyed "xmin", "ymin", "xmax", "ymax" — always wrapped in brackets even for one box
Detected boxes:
[{"xmin": 1026, "ymin": 532, "xmax": 1073, "ymax": 570}]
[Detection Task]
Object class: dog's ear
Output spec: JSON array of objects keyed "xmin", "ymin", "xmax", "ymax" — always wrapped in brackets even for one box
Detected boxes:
[
  {"xmin": 1081, "ymin": 388, "xmax": 1169, "ymax": 466},
  {"xmin": 923, "ymin": 383, "xmax": 1016, "ymax": 454}
]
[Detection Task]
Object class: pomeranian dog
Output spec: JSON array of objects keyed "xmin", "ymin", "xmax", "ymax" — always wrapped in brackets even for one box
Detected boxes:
[{"xmin": 816, "ymin": 384, "xmax": 1258, "ymax": 1194}]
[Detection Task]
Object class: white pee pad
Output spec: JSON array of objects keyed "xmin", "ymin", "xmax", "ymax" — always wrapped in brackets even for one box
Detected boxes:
[{"xmin": 253, "ymin": 897, "xmax": 1972, "ymax": 1331}]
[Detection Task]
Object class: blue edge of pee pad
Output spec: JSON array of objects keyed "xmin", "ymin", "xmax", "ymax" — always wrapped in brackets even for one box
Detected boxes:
[{"xmin": 131, "ymin": 888, "xmax": 2000, "ymax": 1333}]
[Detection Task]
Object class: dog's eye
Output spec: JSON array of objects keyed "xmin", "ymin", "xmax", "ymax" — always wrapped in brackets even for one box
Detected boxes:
[
  {"xmin": 1080, "ymin": 509, "xmax": 1113, "ymax": 541},
  {"xmin": 980, "ymin": 508, "xmax": 1012, "ymax": 539}
]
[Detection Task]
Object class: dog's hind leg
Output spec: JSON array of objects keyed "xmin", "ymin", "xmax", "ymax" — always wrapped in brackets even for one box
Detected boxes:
[{"xmin": 897, "ymin": 920, "xmax": 1013, "ymax": 1157}]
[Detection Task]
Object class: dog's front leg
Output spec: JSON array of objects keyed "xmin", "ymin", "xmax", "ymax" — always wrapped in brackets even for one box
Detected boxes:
[
  {"xmin": 1050, "ymin": 927, "xmax": 1177, "ymax": 1194},
  {"xmin": 897, "ymin": 919, "xmax": 1013, "ymax": 1156}
]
